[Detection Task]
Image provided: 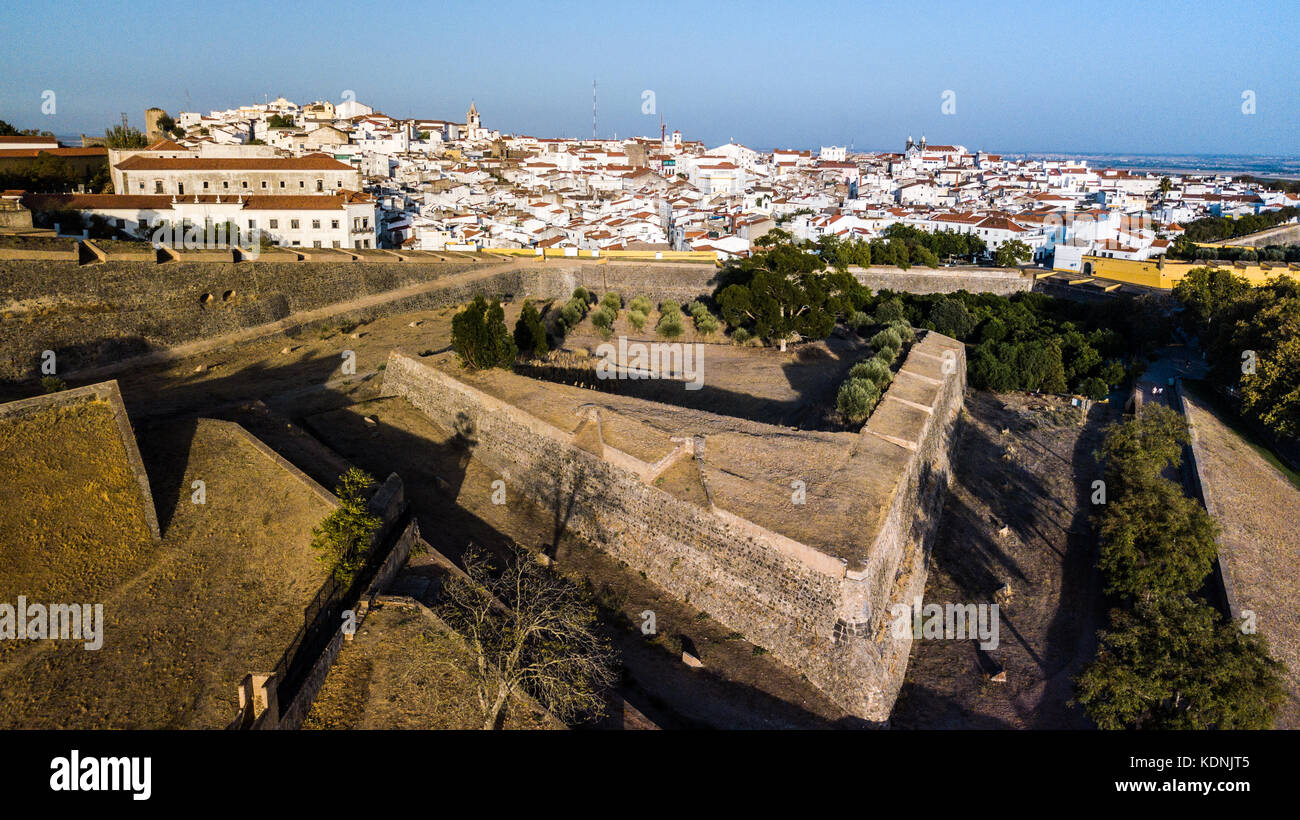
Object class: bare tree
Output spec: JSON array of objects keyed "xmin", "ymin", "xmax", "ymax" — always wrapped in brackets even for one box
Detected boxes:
[{"xmin": 440, "ymin": 543, "xmax": 617, "ymax": 729}]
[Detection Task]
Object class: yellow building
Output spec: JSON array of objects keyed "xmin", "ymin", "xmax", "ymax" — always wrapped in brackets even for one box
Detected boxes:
[{"xmin": 1078, "ymin": 255, "xmax": 1297, "ymax": 289}]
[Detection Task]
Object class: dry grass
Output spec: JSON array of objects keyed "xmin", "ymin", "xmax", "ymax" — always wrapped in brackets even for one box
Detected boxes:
[
  {"xmin": 0, "ymin": 399, "xmax": 156, "ymax": 613},
  {"xmin": 303, "ymin": 600, "xmax": 559, "ymax": 730},
  {"xmin": 1182, "ymin": 390, "xmax": 1300, "ymax": 729},
  {"xmin": 0, "ymin": 419, "xmax": 333, "ymax": 728}
]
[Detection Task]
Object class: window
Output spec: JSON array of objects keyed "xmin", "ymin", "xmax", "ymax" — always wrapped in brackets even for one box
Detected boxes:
[
  {"xmin": 269, "ymin": 219, "xmax": 279, "ymax": 229},
  {"xmin": 178, "ymin": 183, "xmax": 185, "ymax": 195},
  {"xmin": 311, "ymin": 219, "xmax": 320, "ymax": 229},
  {"xmin": 247, "ymin": 219, "xmax": 256, "ymax": 229},
  {"xmin": 290, "ymin": 219, "xmax": 300, "ymax": 229},
  {"xmin": 291, "ymin": 240, "xmax": 300, "ymax": 246},
  {"xmin": 279, "ymin": 181, "xmax": 285, "ymax": 188},
  {"xmin": 331, "ymin": 220, "xmax": 339, "ymax": 229},
  {"xmin": 222, "ymin": 181, "xmax": 229, "ymax": 189},
  {"xmin": 332, "ymin": 240, "xmax": 340, "ymax": 248},
  {"xmin": 242, "ymin": 180, "xmax": 248, "ymax": 188},
  {"xmin": 313, "ymin": 240, "xmax": 322, "ymax": 248},
  {"xmin": 139, "ymin": 218, "xmax": 148, "ymax": 229},
  {"xmin": 202, "ymin": 181, "xmax": 209, "ymax": 190},
  {"xmin": 299, "ymin": 181, "xmax": 305, "ymax": 188},
  {"xmin": 262, "ymin": 181, "xmax": 268, "ymax": 189},
  {"xmin": 362, "ymin": 217, "xmax": 369, "ymax": 229},
  {"xmin": 336, "ymin": 180, "xmax": 342, "ymax": 187},
  {"xmin": 353, "ymin": 217, "xmax": 360, "ymax": 231},
  {"xmin": 315, "ymin": 179, "xmax": 323, "ymax": 192}
]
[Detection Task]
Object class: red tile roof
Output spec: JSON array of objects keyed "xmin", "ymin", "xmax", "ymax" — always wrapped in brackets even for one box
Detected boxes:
[{"xmin": 114, "ymin": 152, "xmax": 353, "ymax": 171}]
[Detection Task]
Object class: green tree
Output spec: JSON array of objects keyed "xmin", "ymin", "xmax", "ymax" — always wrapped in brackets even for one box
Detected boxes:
[
  {"xmin": 1097, "ymin": 477, "xmax": 1219, "ymax": 598},
  {"xmin": 310, "ymin": 468, "xmax": 381, "ymax": 584},
  {"xmin": 1074, "ymin": 594, "xmax": 1284, "ymax": 729},
  {"xmin": 452, "ymin": 296, "xmax": 517, "ymax": 370},
  {"xmin": 837, "ymin": 377, "xmax": 881, "ymax": 424},
  {"xmin": 928, "ymin": 297, "xmax": 977, "ymax": 340},
  {"xmin": 104, "ymin": 123, "xmax": 148, "ymax": 149},
  {"xmin": 995, "ymin": 239, "xmax": 1032, "ymax": 267},
  {"xmin": 513, "ymin": 300, "xmax": 549, "ymax": 360}
]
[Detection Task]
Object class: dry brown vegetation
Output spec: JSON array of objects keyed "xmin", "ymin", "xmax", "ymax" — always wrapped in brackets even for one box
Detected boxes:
[
  {"xmin": 1182, "ymin": 389, "xmax": 1300, "ymax": 728},
  {"xmin": 0, "ymin": 418, "xmax": 332, "ymax": 728},
  {"xmin": 302, "ymin": 600, "xmax": 559, "ymax": 730}
]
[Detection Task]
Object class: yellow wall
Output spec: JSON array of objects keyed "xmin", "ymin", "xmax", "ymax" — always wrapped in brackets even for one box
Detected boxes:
[
  {"xmin": 477, "ymin": 247, "xmax": 716, "ymax": 262},
  {"xmin": 1080, "ymin": 255, "xmax": 1290, "ymax": 289}
]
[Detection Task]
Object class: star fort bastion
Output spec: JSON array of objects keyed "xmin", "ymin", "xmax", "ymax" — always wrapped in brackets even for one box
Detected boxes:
[{"xmin": 380, "ymin": 331, "xmax": 966, "ymax": 722}]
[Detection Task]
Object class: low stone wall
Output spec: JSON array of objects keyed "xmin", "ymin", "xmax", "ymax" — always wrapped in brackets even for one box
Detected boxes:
[
  {"xmin": 0, "ymin": 252, "xmax": 1016, "ymax": 382},
  {"xmin": 849, "ymin": 265, "xmax": 1033, "ymax": 295},
  {"xmin": 274, "ymin": 516, "xmax": 422, "ymax": 730},
  {"xmin": 379, "ymin": 334, "xmax": 965, "ymax": 721}
]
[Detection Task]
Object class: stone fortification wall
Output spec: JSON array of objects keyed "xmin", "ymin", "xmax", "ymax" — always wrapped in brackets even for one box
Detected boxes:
[{"xmin": 380, "ymin": 333, "xmax": 965, "ymax": 721}]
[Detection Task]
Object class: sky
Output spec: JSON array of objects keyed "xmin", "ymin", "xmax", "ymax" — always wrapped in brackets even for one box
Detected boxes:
[{"xmin": 2, "ymin": 0, "xmax": 1297, "ymax": 156}]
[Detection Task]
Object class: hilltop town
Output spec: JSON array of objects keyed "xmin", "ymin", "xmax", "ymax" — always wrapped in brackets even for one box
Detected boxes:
[{"xmin": 4, "ymin": 95, "xmax": 1298, "ymax": 271}]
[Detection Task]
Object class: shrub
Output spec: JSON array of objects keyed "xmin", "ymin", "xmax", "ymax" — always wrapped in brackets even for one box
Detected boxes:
[
  {"xmin": 849, "ymin": 311, "xmax": 871, "ymax": 333},
  {"xmin": 591, "ymin": 305, "xmax": 616, "ymax": 331},
  {"xmin": 870, "ymin": 328, "xmax": 903, "ymax": 355},
  {"xmin": 874, "ymin": 347, "xmax": 898, "ymax": 366},
  {"xmin": 849, "ymin": 358, "xmax": 893, "ymax": 387},
  {"xmin": 874, "ymin": 297, "xmax": 906, "ymax": 323},
  {"xmin": 629, "ymin": 295, "xmax": 652, "ymax": 314},
  {"xmin": 452, "ymin": 296, "xmax": 518, "ymax": 370},
  {"xmin": 40, "ymin": 376, "xmax": 67, "ymax": 393},
  {"xmin": 836, "ymin": 377, "xmax": 881, "ymax": 424},
  {"xmin": 601, "ymin": 292, "xmax": 622, "ymax": 311},
  {"xmin": 572, "ymin": 286, "xmax": 591, "ymax": 304},
  {"xmin": 695, "ymin": 313, "xmax": 720, "ymax": 335},
  {"xmin": 659, "ymin": 299, "xmax": 682, "ymax": 317},
  {"xmin": 560, "ymin": 300, "xmax": 583, "ymax": 329},
  {"xmin": 513, "ymin": 300, "xmax": 549, "ymax": 359},
  {"xmin": 628, "ymin": 309, "xmax": 648, "ymax": 330},
  {"xmin": 657, "ymin": 313, "xmax": 685, "ymax": 338},
  {"xmin": 887, "ymin": 320, "xmax": 915, "ymax": 343}
]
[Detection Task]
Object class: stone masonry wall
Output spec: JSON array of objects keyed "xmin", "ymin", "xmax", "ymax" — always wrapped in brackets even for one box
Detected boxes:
[
  {"xmin": 381, "ymin": 334, "xmax": 965, "ymax": 722},
  {"xmin": 0, "ymin": 255, "xmax": 1018, "ymax": 381}
]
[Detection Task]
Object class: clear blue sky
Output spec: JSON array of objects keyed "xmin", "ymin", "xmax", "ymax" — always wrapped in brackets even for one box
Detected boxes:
[{"xmin": 2, "ymin": 0, "xmax": 1296, "ymax": 155}]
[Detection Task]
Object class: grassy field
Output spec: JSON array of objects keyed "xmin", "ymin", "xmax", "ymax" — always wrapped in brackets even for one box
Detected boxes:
[
  {"xmin": 303, "ymin": 600, "xmax": 559, "ymax": 730},
  {"xmin": 0, "ymin": 418, "xmax": 333, "ymax": 728},
  {"xmin": 1183, "ymin": 380, "xmax": 1300, "ymax": 493},
  {"xmin": 0, "ymin": 399, "xmax": 157, "ymax": 616},
  {"xmin": 1181, "ymin": 389, "xmax": 1300, "ymax": 729}
]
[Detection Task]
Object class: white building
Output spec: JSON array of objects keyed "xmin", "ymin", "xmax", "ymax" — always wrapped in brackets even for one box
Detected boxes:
[{"xmin": 23, "ymin": 191, "xmax": 378, "ymax": 249}]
